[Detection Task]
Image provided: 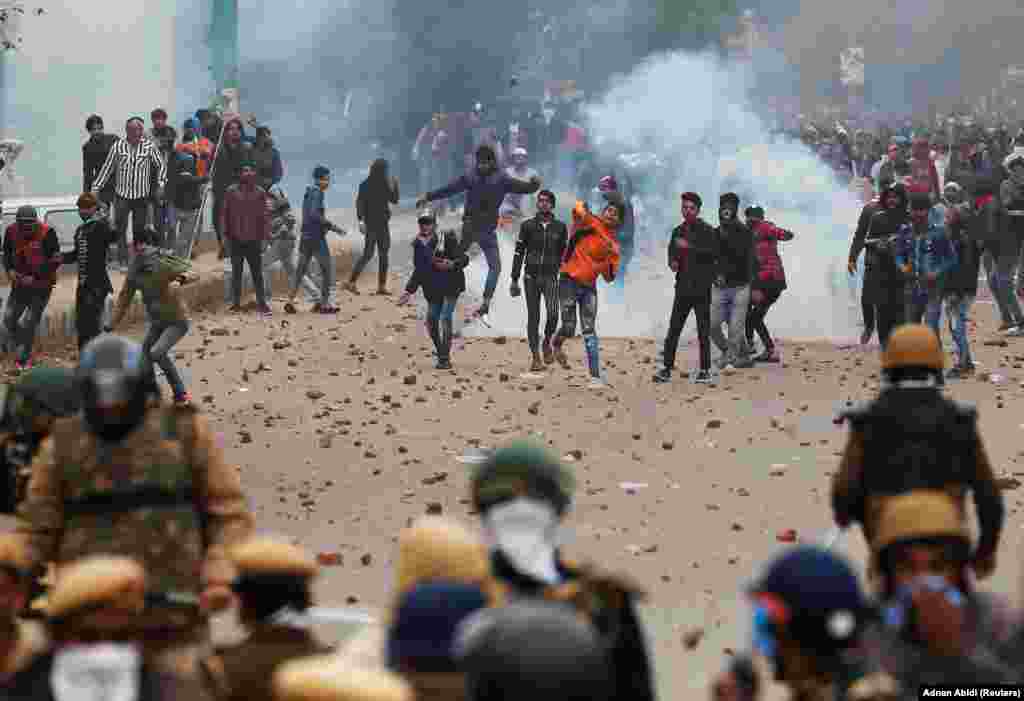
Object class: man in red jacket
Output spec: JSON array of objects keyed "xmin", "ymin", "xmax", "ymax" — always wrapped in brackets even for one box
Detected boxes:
[
  {"xmin": 221, "ymin": 162, "xmax": 272, "ymax": 315},
  {"xmin": 1, "ymin": 206, "xmax": 62, "ymax": 370},
  {"xmin": 744, "ymin": 206, "xmax": 794, "ymax": 363}
]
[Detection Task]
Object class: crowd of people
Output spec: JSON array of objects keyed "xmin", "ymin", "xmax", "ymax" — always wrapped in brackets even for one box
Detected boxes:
[
  {"xmin": 2, "ymin": 93, "xmax": 1024, "ymax": 698},
  {"xmin": 0, "ymin": 318, "xmax": 1019, "ymax": 699}
]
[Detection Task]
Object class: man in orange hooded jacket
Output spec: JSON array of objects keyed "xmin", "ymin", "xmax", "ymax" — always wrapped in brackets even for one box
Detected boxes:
[{"xmin": 552, "ymin": 196, "xmax": 622, "ymax": 387}]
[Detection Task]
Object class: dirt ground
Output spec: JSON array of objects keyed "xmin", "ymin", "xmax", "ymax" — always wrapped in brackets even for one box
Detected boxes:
[{"xmin": 6, "ymin": 209, "xmax": 1024, "ymax": 699}]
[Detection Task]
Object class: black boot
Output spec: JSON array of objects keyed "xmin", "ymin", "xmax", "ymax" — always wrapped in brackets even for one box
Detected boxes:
[{"xmin": 437, "ymin": 318, "xmax": 453, "ymax": 370}]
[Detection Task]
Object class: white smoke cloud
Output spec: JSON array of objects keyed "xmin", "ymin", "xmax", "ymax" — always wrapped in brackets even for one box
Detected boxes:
[{"xmin": 464, "ymin": 50, "xmax": 867, "ymax": 347}]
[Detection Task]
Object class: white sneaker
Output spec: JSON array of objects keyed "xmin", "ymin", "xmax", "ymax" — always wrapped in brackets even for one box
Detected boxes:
[
  {"xmin": 1007, "ymin": 326, "xmax": 1024, "ymax": 337},
  {"xmin": 588, "ymin": 376, "xmax": 608, "ymax": 389}
]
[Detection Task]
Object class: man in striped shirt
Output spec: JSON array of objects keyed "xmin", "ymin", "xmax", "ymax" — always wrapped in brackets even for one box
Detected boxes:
[{"xmin": 91, "ymin": 116, "xmax": 167, "ymax": 266}]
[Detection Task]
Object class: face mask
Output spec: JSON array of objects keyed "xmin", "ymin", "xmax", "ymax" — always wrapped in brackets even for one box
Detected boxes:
[
  {"xmin": 882, "ymin": 574, "xmax": 963, "ymax": 634},
  {"xmin": 51, "ymin": 642, "xmax": 141, "ymax": 701},
  {"xmin": 482, "ymin": 497, "xmax": 562, "ymax": 585},
  {"xmin": 240, "ymin": 172, "xmax": 256, "ymax": 185}
]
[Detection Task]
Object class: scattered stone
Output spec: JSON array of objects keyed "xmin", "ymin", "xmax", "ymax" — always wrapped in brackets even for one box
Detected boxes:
[
  {"xmin": 403, "ymin": 374, "xmax": 417, "ymax": 386},
  {"xmin": 730, "ymin": 522, "xmax": 743, "ymax": 531},
  {"xmin": 662, "ymin": 441, "xmax": 674, "ymax": 450},
  {"xmin": 528, "ymin": 401, "xmax": 541, "ymax": 415},
  {"xmin": 316, "ymin": 552, "xmax": 343, "ymax": 566},
  {"xmin": 238, "ymin": 430, "xmax": 253, "ymax": 444},
  {"xmin": 776, "ymin": 529, "xmax": 798, "ymax": 543},
  {"xmin": 422, "ymin": 472, "xmax": 448, "ymax": 485},
  {"xmin": 706, "ymin": 419, "xmax": 723, "ymax": 429},
  {"xmin": 360, "ymin": 553, "xmax": 373, "ymax": 566},
  {"xmin": 493, "ymin": 336, "xmax": 508, "ymax": 345},
  {"xmin": 272, "ymin": 340, "xmax": 292, "ymax": 350},
  {"xmin": 682, "ymin": 628, "xmax": 705, "ymax": 651},
  {"xmin": 306, "ymin": 390, "xmax": 325, "ymax": 400},
  {"xmin": 318, "ymin": 435, "xmax": 333, "ymax": 449},
  {"xmin": 997, "ymin": 477, "xmax": 1022, "ymax": 490},
  {"xmin": 209, "ymin": 327, "xmax": 229, "ymax": 337},
  {"xmin": 426, "ymin": 501, "xmax": 443, "ymax": 515}
]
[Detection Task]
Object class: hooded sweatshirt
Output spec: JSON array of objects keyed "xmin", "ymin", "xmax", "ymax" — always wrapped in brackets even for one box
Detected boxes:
[
  {"xmin": 426, "ymin": 169, "xmax": 539, "ymax": 238},
  {"xmin": 112, "ymin": 246, "xmax": 197, "ymax": 326},
  {"xmin": 716, "ymin": 217, "xmax": 755, "ymax": 287},
  {"xmin": 404, "ymin": 229, "xmax": 469, "ymax": 303},
  {"xmin": 356, "ymin": 159, "xmax": 400, "ymax": 227},
  {"xmin": 999, "ymin": 161, "xmax": 1024, "ymax": 215},
  {"xmin": 560, "ymin": 202, "xmax": 620, "ymax": 287},
  {"xmin": 908, "ymin": 138, "xmax": 941, "ymax": 197},
  {"xmin": 750, "ymin": 220, "xmax": 794, "ymax": 288}
]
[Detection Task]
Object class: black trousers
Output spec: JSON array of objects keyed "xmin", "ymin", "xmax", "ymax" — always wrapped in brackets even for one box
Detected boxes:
[
  {"xmin": 524, "ymin": 273, "xmax": 559, "ymax": 352},
  {"xmin": 229, "ymin": 240, "xmax": 266, "ymax": 307},
  {"xmin": 663, "ymin": 288, "xmax": 711, "ymax": 371},
  {"xmin": 351, "ymin": 224, "xmax": 391, "ymax": 281},
  {"xmin": 876, "ymin": 295, "xmax": 905, "ymax": 349},
  {"xmin": 746, "ymin": 286, "xmax": 783, "ymax": 350},
  {"xmin": 113, "ymin": 196, "xmax": 151, "ymax": 262},
  {"xmin": 75, "ymin": 288, "xmax": 108, "ymax": 351}
]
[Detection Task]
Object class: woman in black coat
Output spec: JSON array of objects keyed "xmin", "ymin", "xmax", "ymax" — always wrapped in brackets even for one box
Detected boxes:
[{"xmin": 347, "ymin": 158, "xmax": 400, "ymax": 295}]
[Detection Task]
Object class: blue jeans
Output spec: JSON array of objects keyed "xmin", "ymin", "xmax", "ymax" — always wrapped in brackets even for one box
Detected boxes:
[
  {"xmin": 710, "ymin": 284, "xmax": 751, "ymax": 365},
  {"xmin": 944, "ymin": 293, "xmax": 974, "ymax": 367},
  {"xmin": 143, "ymin": 320, "xmax": 189, "ymax": 398},
  {"xmin": 556, "ymin": 277, "xmax": 601, "ymax": 378},
  {"xmin": 427, "ymin": 296, "xmax": 458, "ymax": 361},
  {"xmin": 478, "ymin": 229, "xmax": 501, "ymax": 301},
  {"xmin": 904, "ymin": 284, "xmax": 942, "ymax": 337},
  {"xmin": 295, "ymin": 237, "xmax": 335, "ymax": 306}
]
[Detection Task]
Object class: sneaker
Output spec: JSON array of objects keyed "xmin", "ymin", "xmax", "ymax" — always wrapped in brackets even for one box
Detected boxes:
[
  {"xmin": 375, "ymin": 288, "xmax": 391, "ymax": 296},
  {"xmin": 732, "ymin": 357, "xmax": 755, "ymax": 369},
  {"xmin": 342, "ymin": 282, "xmax": 359, "ymax": 295},
  {"xmin": 588, "ymin": 376, "xmax": 607, "ymax": 389},
  {"xmin": 693, "ymin": 369, "xmax": 714, "ymax": 384},
  {"xmin": 257, "ymin": 304, "xmax": 273, "ymax": 316},
  {"xmin": 319, "ymin": 304, "xmax": 340, "ymax": 314},
  {"xmin": 436, "ymin": 358, "xmax": 452, "ymax": 370},
  {"xmin": 554, "ymin": 346, "xmax": 570, "ymax": 369},
  {"xmin": 1007, "ymin": 326, "xmax": 1024, "ymax": 337},
  {"xmin": 999, "ymin": 322, "xmax": 1015, "ymax": 332},
  {"xmin": 228, "ymin": 304, "xmax": 243, "ymax": 313},
  {"xmin": 530, "ymin": 355, "xmax": 545, "ymax": 373},
  {"xmin": 174, "ymin": 392, "xmax": 193, "ymax": 406},
  {"xmin": 542, "ymin": 343, "xmax": 555, "ymax": 365},
  {"xmin": 653, "ymin": 367, "xmax": 672, "ymax": 383},
  {"xmin": 754, "ymin": 349, "xmax": 780, "ymax": 363}
]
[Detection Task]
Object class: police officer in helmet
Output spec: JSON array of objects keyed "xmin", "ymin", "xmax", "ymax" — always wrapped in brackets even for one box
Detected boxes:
[
  {"xmin": 831, "ymin": 324, "xmax": 1003, "ymax": 580},
  {"xmin": 16, "ymin": 333, "xmax": 254, "ymax": 681}
]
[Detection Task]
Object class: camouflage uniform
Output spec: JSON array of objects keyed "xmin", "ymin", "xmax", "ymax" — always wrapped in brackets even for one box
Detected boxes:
[{"xmin": 15, "ymin": 403, "xmax": 254, "ymax": 677}]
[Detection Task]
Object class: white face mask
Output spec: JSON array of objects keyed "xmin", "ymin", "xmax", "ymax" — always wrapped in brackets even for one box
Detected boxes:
[
  {"xmin": 51, "ymin": 643, "xmax": 141, "ymax": 701},
  {"xmin": 482, "ymin": 497, "xmax": 562, "ymax": 585}
]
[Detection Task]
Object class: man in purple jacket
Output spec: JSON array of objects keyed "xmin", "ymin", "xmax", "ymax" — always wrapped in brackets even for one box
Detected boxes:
[{"xmin": 417, "ymin": 144, "xmax": 540, "ymax": 319}]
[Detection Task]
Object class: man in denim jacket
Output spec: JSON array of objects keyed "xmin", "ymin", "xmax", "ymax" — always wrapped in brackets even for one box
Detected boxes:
[{"xmin": 895, "ymin": 192, "xmax": 957, "ymax": 336}]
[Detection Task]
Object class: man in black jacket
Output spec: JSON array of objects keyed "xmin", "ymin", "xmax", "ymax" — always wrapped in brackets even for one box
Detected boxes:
[
  {"xmin": 81, "ymin": 115, "xmax": 119, "ymax": 208},
  {"xmin": 710, "ymin": 192, "xmax": 756, "ymax": 369},
  {"xmin": 168, "ymin": 151, "xmax": 208, "ymax": 257},
  {"xmin": 510, "ymin": 190, "xmax": 568, "ymax": 372},
  {"xmin": 63, "ymin": 193, "xmax": 117, "ymax": 350},
  {"xmin": 849, "ymin": 183, "xmax": 909, "ymax": 349},
  {"xmin": 654, "ymin": 192, "xmax": 720, "ymax": 385}
]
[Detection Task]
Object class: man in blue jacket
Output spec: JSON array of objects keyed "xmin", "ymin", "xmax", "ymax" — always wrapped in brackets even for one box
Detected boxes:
[
  {"xmin": 417, "ymin": 144, "xmax": 540, "ymax": 320},
  {"xmin": 894, "ymin": 192, "xmax": 957, "ymax": 337}
]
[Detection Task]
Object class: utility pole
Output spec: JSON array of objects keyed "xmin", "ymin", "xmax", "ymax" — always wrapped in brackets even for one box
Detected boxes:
[{"xmin": 208, "ymin": 0, "xmax": 239, "ymax": 113}]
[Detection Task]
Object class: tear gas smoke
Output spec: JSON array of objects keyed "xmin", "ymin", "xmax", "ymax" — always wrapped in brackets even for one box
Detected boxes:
[{"xmin": 463, "ymin": 50, "xmax": 865, "ymax": 345}]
